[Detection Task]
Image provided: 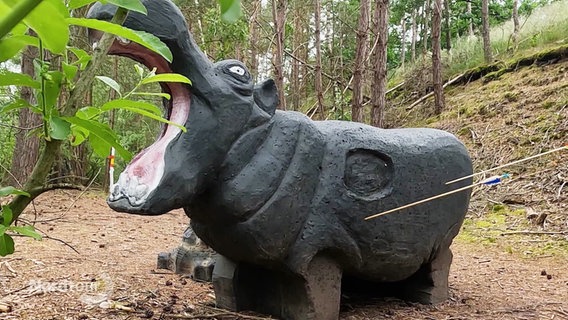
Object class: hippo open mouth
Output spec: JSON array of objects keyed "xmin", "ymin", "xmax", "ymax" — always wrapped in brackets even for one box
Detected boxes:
[
  {"xmin": 104, "ymin": 40, "xmax": 191, "ymax": 208},
  {"xmin": 88, "ymin": 0, "xmax": 278, "ymax": 215}
]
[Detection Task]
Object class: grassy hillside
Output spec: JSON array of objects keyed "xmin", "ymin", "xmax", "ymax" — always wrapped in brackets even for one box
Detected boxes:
[{"xmin": 391, "ymin": 55, "xmax": 567, "ymax": 257}]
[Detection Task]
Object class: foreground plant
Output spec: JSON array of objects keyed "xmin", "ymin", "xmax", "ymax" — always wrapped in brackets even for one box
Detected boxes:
[{"xmin": 0, "ymin": 0, "xmax": 242, "ymax": 254}]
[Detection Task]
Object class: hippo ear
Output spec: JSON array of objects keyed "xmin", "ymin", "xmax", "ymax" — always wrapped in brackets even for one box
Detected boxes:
[{"xmin": 254, "ymin": 79, "xmax": 278, "ymax": 116}]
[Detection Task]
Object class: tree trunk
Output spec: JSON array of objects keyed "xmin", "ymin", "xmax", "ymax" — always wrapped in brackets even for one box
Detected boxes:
[
  {"xmin": 370, "ymin": 0, "xmax": 388, "ymax": 128},
  {"xmin": 467, "ymin": 0, "xmax": 474, "ymax": 36},
  {"xmin": 411, "ymin": 8, "xmax": 417, "ymax": 61},
  {"xmin": 5, "ymin": 38, "xmax": 41, "ymax": 187},
  {"xmin": 271, "ymin": 0, "xmax": 287, "ymax": 110},
  {"xmin": 444, "ymin": 0, "xmax": 451, "ymax": 50},
  {"xmin": 422, "ymin": 0, "xmax": 430, "ymax": 54},
  {"xmin": 313, "ymin": 0, "xmax": 325, "ymax": 119},
  {"xmin": 351, "ymin": 0, "xmax": 370, "ymax": 123},
  {"xmin": 290, "ymin": 2, "xmax": 302, "ymax": 111},
  {"xmin": 432, "ymin": 0, "xmax": 445, "ymax": 114},
  {"xmin": 400, "ymin": 16, "xmax": 406, "ymax": 68},
  {"xmin": 481, "ymin": 0, "xmax": 492, "ymax": 62},
  {"xmin": 511, "ymin": 0, "xmax": 519, "ymax": 50},
  {"xmin": 247, "ymin": 0, "xmax": 261, "ymax": 81}
]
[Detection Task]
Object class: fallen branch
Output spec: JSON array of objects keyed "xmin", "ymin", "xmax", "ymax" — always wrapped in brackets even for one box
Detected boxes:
[
  {"xmin": 500, "ymin": 231, "xmax": 568, "ymax": 236},
  {"xmin": 405, "ymin": 73, "xmax": 465, "ymax": 111},
  {"xmin": 386, "ymin": 81, "xmax": 405, "ymax": 95}
]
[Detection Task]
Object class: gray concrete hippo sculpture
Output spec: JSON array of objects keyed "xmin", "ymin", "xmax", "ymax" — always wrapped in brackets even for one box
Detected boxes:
[{"xmin": 88, "ymin": 1, "xmax": 473, "ymax": 318}]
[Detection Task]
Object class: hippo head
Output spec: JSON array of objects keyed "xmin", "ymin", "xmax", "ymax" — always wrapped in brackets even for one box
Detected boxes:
[{"xmin": 88, "ymin": 0, "xmax": 278, "ymax": 214}]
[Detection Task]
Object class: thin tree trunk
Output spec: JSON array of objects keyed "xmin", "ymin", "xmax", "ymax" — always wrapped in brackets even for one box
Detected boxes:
[
  {"xmin": 371, "ymin": 0, "xmax": 388, "ymax": 128},
  {"xmin": 351, "ymin": 0, "xmax": 370, "ymax": 123},
  {"xmin": 444, "ymin": 0, "xmax": 451, "ymax": 50},
  {"xmin": 290, "ymin": 2, "xmax": 302, "ymax": 111},
  {"xmin": 5, "ymin": 35, "xmax": 41, "ymax": 187},
  {"xmin": 400, "ymin": 16, "xmax": 406, "ymax": 68},
  {"xmin": 248, "ymin": 0, "xmax": 261, "ymax": 82},
  {"xmin": 481, "ymin": 0, "xmax": 492, "ymax": 62},
  {"xmin": 314, "ymin": 0, "xmax": 325, "ymax": 119},
  {"xmin": 271, "ymin": 0, "xmax": 287, "ymax": 110},
  {"xmin": 467, "ymin": 0, "xmax": 474, "ymax": 36},
  {"xmin": 411, "ymin": 8, "xmax": 417, "ymax": 61},
  {"xmin": 432, "ymin": 0, "xmax": 445, "ymax": 114},
  {"xmin": 422, "ymin": 0, "xmax": 430, "ymax": 54},
  {"xmin": 512, "ymin": 0, "xmax": 519, "ymax": 50}
]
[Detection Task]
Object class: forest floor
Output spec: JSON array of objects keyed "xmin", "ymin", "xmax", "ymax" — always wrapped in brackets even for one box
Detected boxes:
[
  {"xmin": 0, "ymin": 190, "xmax": 567, "ymax": 320},
  {"xmin": 1, "ymin": 54, "xmax": 567, "ymax": 320}
]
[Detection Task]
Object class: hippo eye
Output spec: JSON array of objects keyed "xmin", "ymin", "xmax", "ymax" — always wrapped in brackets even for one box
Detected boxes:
[{"xmin": 229, "ymin": 66, "xmax": 246, "ymax": 76}]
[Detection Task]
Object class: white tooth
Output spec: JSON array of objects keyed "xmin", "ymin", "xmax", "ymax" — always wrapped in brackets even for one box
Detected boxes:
[
  {"xmin": 116, "ymin": 36, "xmax": 131, "ymax": 44},
  {"xmin": 135, "ymin": 185, "xmax": 148, "ymax": 198},
  {"xmin": 127, "ymin": 177, "xmax": 139, "ymax": 196}
]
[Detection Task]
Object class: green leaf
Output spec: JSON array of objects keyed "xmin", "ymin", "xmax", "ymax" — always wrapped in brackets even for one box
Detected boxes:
[
  {"xmin": 0, "ymin": 225, "xmax": 5, "ymax": 236},
  {"xmin": 1, "ymin": 206, "xmax": 12, "ymax": 226},
  {"xmin": 101, "ymin": 99, "xmax": 161, "ymax": 115},
  {"xmin": 63, "ymin": 116, "xmax": 132, "ymax": 161},
  {"xmin": 106, "ymin": 0, "xmax": 147, "ymax": 14},
  {"xmin": 131, "ymin": 92, "xmax": 171, "ymax": 100},
  {"xmin": 67, "ymin": 18, "xmax": 172, "ymax": 62},
  {"xmin": 2, "ymin": 0, "xmax": 69, "ymax": 53},
  {"xmin": 70, "ymin": 124, "xmax": 89, "ymax": 146},
  {"xmin": 219, "ymin": 0, "xmax": 242, "ymax": 23},
  {"xmin": 0, "ymin": 34, "xmax": 39, "ymax": 63},
  {"xmin": 0, "ymin": 71, "xmax": 40, "ymax": 88},
  {"xmin": 0, "ymin": 99, "xmax": 32, "ymax": 114},
  {"xmin": 69, "ymin": 47, "xmax": 91, "ymax": 70},
  {"xmin": 88, "ymin": 133, "xmax": 110, "ymax": 158},
  {"xmin": 0, "ymin": 186, "xmax": 30, "ymax": 197},
  {"xmin": 141, "ymin": 73, "xmax": 192, "ymax": 86},
  {"xmin": 95, "ymin": 76, "xmax": 121, "ymax": 97},
  {"xmin": 0, "ymin": 233, "xmax": 15, "ymax": 256},
  {"xmin": 62, "ymin": 62, "xmax": 78, "ymax": 82},
  {"xmin": 49, "ymin": 116, "xmax": 71, "ymax": 140},
  {"xmin": 76, "ymin": 106, "xmax": 101, "ymax": 120},
  {"xmin": 68, "ymin": 0, "xmax": 98, "ymax": 9},
  {"xmin": 101, "ymin": 100, "xmax": 186, "ymax": 132},
  {"xmin": 10, "ymin": 225, "xmax": 42, "ymax": 240},
  {"xmin": 38, "ymin": 71, "xmax": 64, "ymax": 111}
]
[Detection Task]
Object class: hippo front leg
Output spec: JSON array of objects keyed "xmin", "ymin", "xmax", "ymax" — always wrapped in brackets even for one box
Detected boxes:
[{"xmin": 212, "ymin": 254, "xmax": 342, "ymax": 320}]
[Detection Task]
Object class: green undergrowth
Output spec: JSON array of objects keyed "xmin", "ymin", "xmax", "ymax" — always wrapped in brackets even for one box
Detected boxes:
[{"xmin": 456, "ymin": 204, "xmax": 568, "ymax": 258}]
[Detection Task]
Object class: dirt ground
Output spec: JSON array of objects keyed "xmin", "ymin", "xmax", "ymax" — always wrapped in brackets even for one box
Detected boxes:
[{"xmin": 1, "ymin": 190, "xmax": 567, "ymax": 320}]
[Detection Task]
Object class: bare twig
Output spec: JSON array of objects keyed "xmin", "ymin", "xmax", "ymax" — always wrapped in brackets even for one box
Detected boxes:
[
  {"xmin": 500, "ymin": 231, "xmax": 568, "ymax": 236},
  {"xmin": 42, "ymin": 235, "xmax": 80, "ymax": 254},
  {"xmin": 0, "ymin": 163, "xmax": 23, "ymax": 189},
  {"xmin": 1, "ymin": 284, "xmax": 30, "ymax": 297}
]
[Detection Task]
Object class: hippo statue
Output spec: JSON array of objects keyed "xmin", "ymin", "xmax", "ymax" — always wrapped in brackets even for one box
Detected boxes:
[{"xmin": 88, "ymin": 1, "xmax": 473, "ymax": 319}]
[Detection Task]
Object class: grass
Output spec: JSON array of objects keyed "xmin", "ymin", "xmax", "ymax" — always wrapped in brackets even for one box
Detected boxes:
[
  {"xmin": 457, "ymin": 204, "xmax": 568, "ymax": 258},
  {"xmin": 392, "ymin": 0, "xmax": 568, "ymax": 85}
]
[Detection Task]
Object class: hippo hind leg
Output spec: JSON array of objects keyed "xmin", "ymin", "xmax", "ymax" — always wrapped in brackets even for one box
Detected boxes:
[
  {"xmin": 396, "ymin": 245, "xmax": 453, "ymax": 304},
  {"xmin": 212, "ymin": 254, "xmax": 342, "ymax": 320}
]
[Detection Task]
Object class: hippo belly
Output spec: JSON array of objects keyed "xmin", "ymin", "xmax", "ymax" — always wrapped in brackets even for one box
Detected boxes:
[{"xmin": 309, "ymin": 121, "xmax": 472, "ymax": 281}]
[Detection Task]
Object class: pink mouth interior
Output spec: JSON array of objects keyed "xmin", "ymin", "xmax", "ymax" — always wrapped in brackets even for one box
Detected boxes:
[{"xmin": 107, "ymin": 41, "xmax": 190, "ymax": 204}]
